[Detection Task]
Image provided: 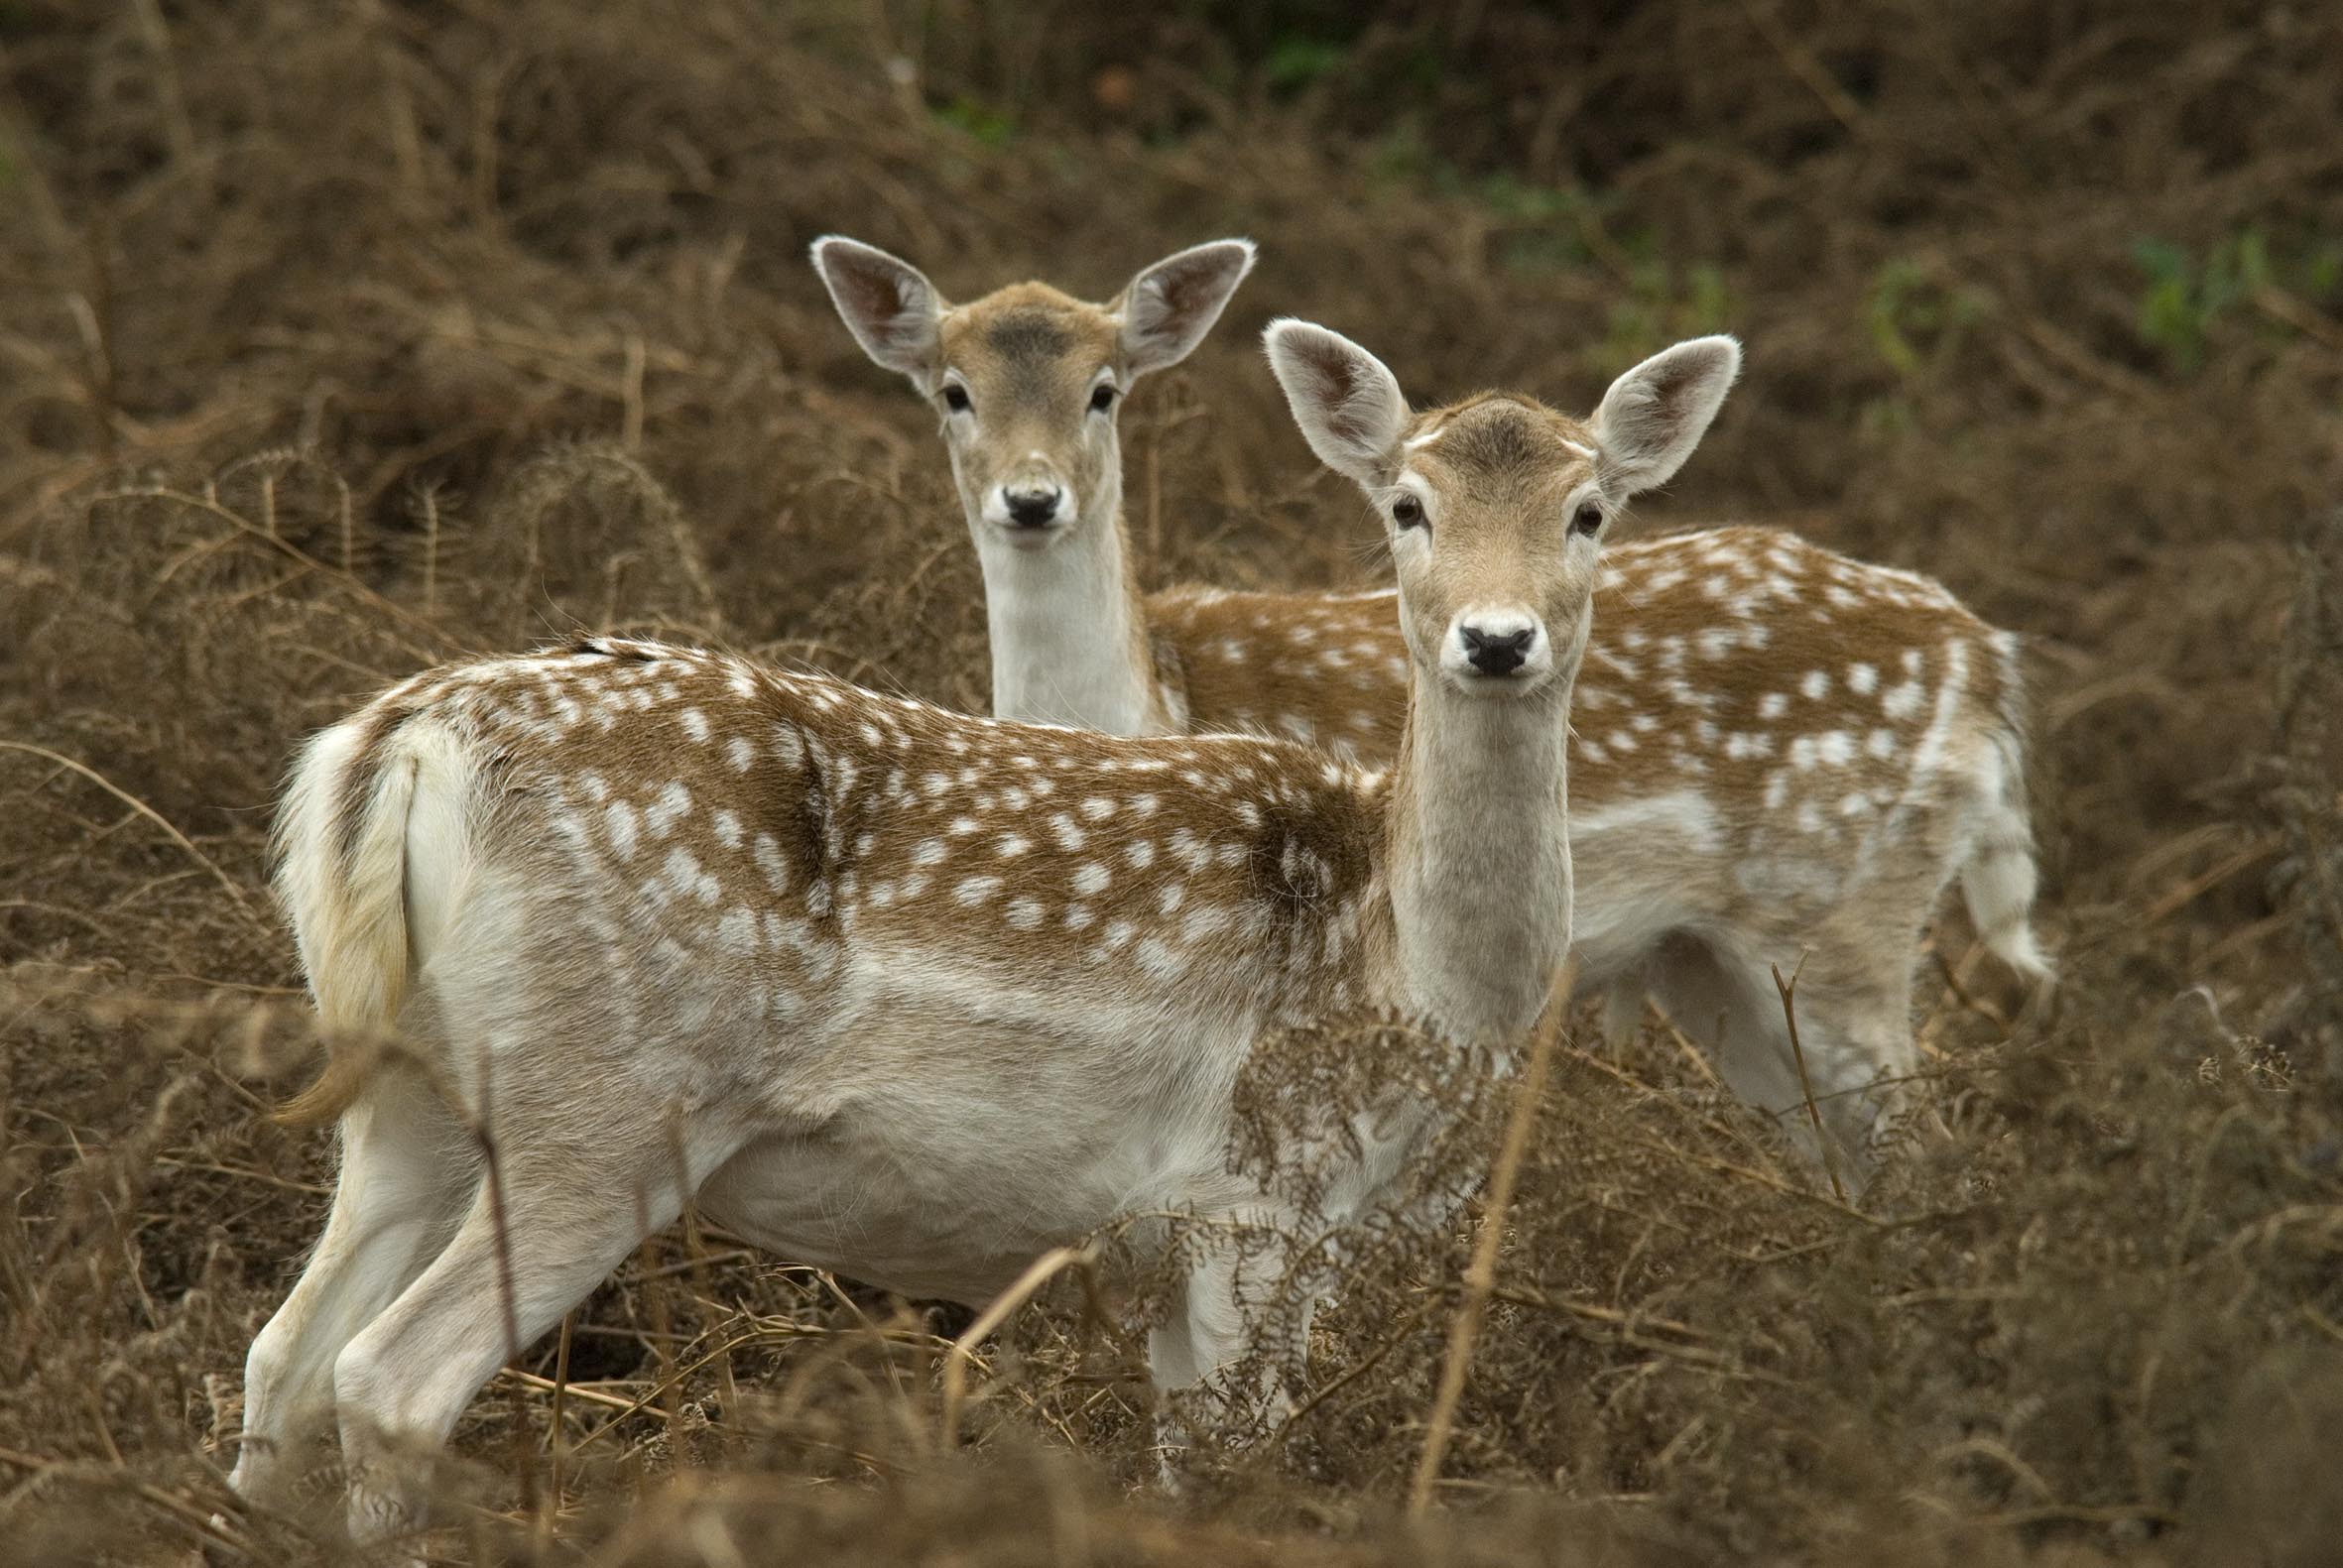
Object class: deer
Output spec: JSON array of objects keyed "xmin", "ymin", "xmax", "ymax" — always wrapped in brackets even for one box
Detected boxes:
[
  {"xmin": 225, "ymin": 320, "xmax": 1741, "ymax": 1552},
  {"xmin": 812, "ymin": 236, "xmax": 2050, "ymax": 1175}
]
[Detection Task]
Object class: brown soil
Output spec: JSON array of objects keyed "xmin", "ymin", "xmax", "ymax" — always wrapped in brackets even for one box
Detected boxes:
[{"xmin": 5, "ymin": 2, "xmax": 2341, "ymax": 1563}]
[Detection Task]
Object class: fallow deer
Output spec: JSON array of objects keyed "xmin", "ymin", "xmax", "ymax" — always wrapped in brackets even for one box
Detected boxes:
[
  {"xmin": 227, "ymin": 323, "xmax": 1739, "ymax": 1550},
  {"xmin": 813, "ymin": 237, "xmax": 2050, "ymax": 1171}
]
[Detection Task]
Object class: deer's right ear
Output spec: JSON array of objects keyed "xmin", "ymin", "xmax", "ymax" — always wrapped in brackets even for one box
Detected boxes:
[
  {"xmin": 811, "ymin": 236, "xmax": 944, "ymax": 380},
  {"xmin": 1262, "ymin": 319, "xmax": 1411, "ymax": 489},
  {"xmin": 1115, "ymin": 239, "xmax": 1257, "ymax": 377}
]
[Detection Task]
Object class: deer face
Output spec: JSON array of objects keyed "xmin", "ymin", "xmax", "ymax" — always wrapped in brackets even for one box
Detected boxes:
[
  {"xmin": 1264, "ymin": 323, "xmax": 1742, "ymax": 698},
  {"xmin": 814, "ymin": 237, "xmax": 1256, "ymax": 552},
  {"xmin": 930, "ymin": 287, "xmax": 1123, "ymax": 545}
]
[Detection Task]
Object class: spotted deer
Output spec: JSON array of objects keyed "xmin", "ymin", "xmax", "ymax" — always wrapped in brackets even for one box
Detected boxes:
[
  {"xmin": 813, "ymin": 236, "xmax": 2050, "ymax": 1170},
  {"xmin": 227, "ymin": 322, "xmax": 1738, "ymax": 1549}
]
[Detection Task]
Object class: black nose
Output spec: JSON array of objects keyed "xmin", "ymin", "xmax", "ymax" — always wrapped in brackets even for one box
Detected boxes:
[
  {"xmin": 1460, "ymin": 626, "xmax": 1535, "ymax": 675},
  {"xmin": 1005, "ymin": 489, "xmax": 1060, "ymax": 528}
]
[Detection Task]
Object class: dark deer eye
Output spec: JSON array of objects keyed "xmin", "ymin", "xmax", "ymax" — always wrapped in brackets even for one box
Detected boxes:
[
  {"xmin": 1089, "ymin": 384, "xmax": 1118, "ymax": 414},
  {"xmin": 1392, "ymin": 494, "xmax": 1425, "ymax": 530},
  {"xmin": 942, "ymin": 384, "xmax": 971, "ymax": 414},
  {"xmin": 1572, "ymin": 503, "xmax": 1604, "ymax": 536}
]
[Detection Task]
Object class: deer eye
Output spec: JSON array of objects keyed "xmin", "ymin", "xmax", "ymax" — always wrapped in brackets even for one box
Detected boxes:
[
  {"xmin": 1572, "ymin": 503, "xmax": 1604, "ymax": 537},
  {"xmin": 942, "ymin": 384, "xmax": 972, "ymax": 414},
  {"xmin": 1392, "ymin": 494, "xmax": 1425, "ymax": 530},
  {"xmin": 1089, "ymin": 384, "xmax": 1118, "ymax": 414}
]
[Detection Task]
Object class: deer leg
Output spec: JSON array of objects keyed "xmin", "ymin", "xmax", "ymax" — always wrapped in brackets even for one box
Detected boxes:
[
  {"xmin": 1148, "ymin": 1202, "xmax": 1310, "ymax": 1478},
  {"xmin": 1646, "ymin": 935, "xmax": 1807, "ymax": 1123},
  {"xmin": 1772, "ymin": 964, "xmax": 1921, "ymax": 1187},
  {"xmin": 231, "ymin": 1072, "xmax": 476, "ymax": 1508},
  {"xmin": 325, "ymin": 1137, "xmax": 704, "ymax": 1551},
  {"xmin": 1657, "ymin": 932, "xmax": 1918, "ymax": 1188}
]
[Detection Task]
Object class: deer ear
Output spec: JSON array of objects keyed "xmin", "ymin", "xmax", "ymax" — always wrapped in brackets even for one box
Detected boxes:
[
  {"xmin": 1262, "ymin": 319, "xmax": 1411, "ymax": 489},
  {"xmin": 810, "ymin": 235, "xmax": 944, "ymax": 380},
  {"xmin": 1114, "ymin": 239, "xmax": 1257, "ymax": 377},
  {"xmin": 1591, "ymin": 335, "xmax": 1741, "ymax": 495}
]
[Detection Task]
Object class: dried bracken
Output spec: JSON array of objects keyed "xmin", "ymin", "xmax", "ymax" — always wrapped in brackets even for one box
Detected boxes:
[{"xmin": 5, "ymin": 1, "xmax": 2342, "ymax": 1564}]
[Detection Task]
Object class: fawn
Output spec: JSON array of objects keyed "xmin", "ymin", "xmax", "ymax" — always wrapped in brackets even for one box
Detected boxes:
[
  {"xmin": 814, "ymin": 236, "xmax": 2049, "ymax": 1171},
  {"xmin": 229, "ymin": 321, "xmax": 1738, "ymax": 1549}
]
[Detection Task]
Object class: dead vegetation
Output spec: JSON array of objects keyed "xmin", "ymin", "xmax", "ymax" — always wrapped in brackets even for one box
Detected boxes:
[{"xmin": 4, "ymin": 1, "xmax": 2342, "ymax": 1562}]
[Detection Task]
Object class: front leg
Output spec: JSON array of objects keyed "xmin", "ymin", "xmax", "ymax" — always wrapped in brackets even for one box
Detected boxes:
[{"xmin": 1146, "ymin": 1201, "xmax": 1313, "ymax": 1480}]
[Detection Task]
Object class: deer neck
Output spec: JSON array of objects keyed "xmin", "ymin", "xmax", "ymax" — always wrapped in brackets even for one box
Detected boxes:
[
  {"xmin": 1384, "ymin": 660, "xmax": 1575, "ymax": 1049},
  {"xmin": 972, "ymin": 474, "xmax": 1164, "ymax": 735}
]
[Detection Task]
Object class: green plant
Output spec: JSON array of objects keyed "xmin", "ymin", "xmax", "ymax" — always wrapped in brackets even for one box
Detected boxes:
[
  {"xmin": 1478, "ymin": 173, "xmax": 1599, "ymax": 274},
  {"xmin": 1262, "ymin": 37, "xmax": 1346, "ymax": 98},
  {"xmin": 1601, "ymin": 260, "xmax": 1734, "ymax": 371},
  {"xmin": 2133, "ymin": 230, "xmax": 2269, "ymax": 372},
  {"xmin": 1865, "ymin": 258, "xmax": 1991, "ymax": 381},
  {"xmin": 934, "ymin": 96, "xmax": 1016, "ymax": 148}
]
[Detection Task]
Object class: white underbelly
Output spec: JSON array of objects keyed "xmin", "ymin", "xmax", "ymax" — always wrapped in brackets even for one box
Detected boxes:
[{"xmin": 693, "ymin": 963, "xmax": 1257, "ymax": 1304}]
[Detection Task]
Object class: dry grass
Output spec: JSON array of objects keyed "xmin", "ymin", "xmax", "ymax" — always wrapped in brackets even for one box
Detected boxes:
[{"xmin": 5, "ymin": 1, "xmax": 2342, "ymax": 1562}]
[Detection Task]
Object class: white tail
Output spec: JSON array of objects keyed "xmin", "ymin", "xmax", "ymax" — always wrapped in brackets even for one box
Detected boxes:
[
  {"xmin": 231, "ymin": 328, "xmax": 1738, "ymax": 1546},
  {"xmin": 816, "ymin": 241, "xmax": 2050, "ymax": 1171}
]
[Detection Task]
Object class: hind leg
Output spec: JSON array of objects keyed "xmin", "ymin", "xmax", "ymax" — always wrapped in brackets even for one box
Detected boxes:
[
  {"xmin": 231, "ymin": 1071, "xmax": 477, "ymax": 1508},
  {"xmin": 1767, "ymin": 957, "xmax": 1921, "ymax": 1187},
  {"xmin": 1646, "ymin": 934, "xmax": 1802, "ymax": 1116},
  {"xmin": 1646, "ymin": 933, "xmax": 1905, "ymax": 1184},
  {"xmin": 326, "ymin": 1129, "xmax": 721, "ymax": 1550}
]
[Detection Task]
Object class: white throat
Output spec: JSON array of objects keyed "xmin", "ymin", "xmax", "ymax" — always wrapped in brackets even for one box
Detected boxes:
[
  {"xmin": 1389, "ymin": 666, "xmax": 1575, "ymax": 1047},
  {"xmin": 969, "ymin": 473, "xmax": 1163, "ymax": 735}
]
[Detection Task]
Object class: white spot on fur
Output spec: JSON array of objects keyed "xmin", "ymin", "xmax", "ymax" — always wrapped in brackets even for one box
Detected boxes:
[
  {"xmin": 752, "ymin": 834, "xmax": 789, "ymax": 891},
  {"xmin": 1169, "ymin": 829, "xmax": 1210, "ymax": 872},
  {"xmin": 605, "ymin": 801, "xmax": 640, "ymax": 859}
]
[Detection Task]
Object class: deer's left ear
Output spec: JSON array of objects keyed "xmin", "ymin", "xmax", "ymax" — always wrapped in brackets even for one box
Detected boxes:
[
  {"xmin": 1114, "ymin": 240, "xmax": 1258, "ymax": 377},
  {"xmin": 1592, "ymin": 335, "xmax": 1741, "ymax": 495}
]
